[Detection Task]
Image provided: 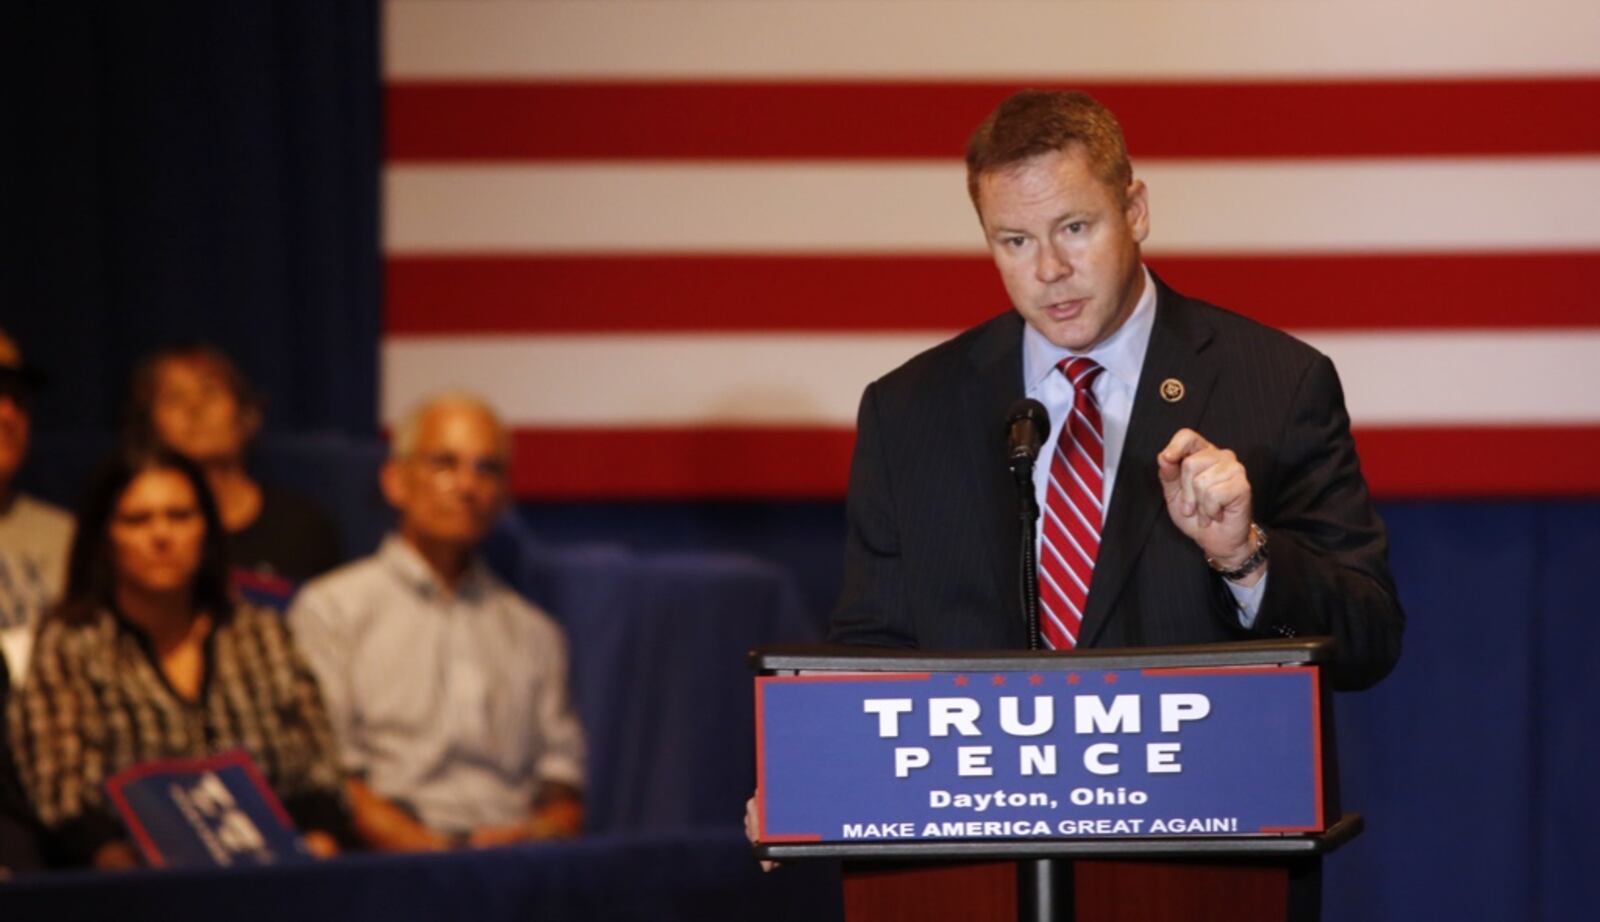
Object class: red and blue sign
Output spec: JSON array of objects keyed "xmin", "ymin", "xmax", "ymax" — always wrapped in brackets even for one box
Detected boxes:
[
  {"xmin": 756, "ymin": 665, "xmax": 1323, "ymax": 843},
  {"xmin": 105, "ymin": 750, "xmax": 313, "ymax": 868}
]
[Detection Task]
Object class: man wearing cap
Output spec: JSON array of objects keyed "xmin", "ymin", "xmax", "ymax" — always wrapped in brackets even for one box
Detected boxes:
[
  {"xmin": 0, "ymin": 327, "xmax": 66, "ymax": 873},
  {"xmin": 0, "ymin": 328, "xmax": 73, "ymax": 687}
]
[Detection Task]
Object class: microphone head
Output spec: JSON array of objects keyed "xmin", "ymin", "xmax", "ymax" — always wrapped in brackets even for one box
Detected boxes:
[{"xmin": 1005, "ymin": 398, "xmax": 1051, "ymax": 463}]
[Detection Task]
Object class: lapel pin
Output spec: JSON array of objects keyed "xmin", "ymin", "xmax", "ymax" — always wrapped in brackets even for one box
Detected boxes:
[{"xmin": 1159, "ymin": 378, "xmax": 1185, "ymax": 403}]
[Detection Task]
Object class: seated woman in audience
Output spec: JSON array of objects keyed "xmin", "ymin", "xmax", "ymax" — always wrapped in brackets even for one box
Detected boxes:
[
  {"xmin": 5, "ymin": 446, "xmax": 355, "ymax": 868},
  {"xmin": 125, "ymin": 344, "xmax": 342, "ymax": 607}
]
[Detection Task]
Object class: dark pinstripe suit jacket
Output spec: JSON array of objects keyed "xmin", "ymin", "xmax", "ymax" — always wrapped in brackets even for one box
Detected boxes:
[{"xmin": 829, "ymin": 278, "xmax": 1403, "ymax": 690}]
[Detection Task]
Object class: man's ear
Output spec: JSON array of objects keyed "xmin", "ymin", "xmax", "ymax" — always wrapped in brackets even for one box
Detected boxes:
[
  {"xmin": 1125, "ymin": 178, "xmax": 1150, "ymax": 244},
  {"xmin": 379, "ymin": 459, "xmax": 407, "ymax": 510}
]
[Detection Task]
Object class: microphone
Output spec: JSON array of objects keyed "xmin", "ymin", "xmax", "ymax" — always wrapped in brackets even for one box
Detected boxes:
[
  {"xmin": 1005, "ymin": 398, "xmax": 1051, "ymax": 469},
  {"xmin": 1005, "ymin": 399, "xmax": 1051, "ymax": 651}
]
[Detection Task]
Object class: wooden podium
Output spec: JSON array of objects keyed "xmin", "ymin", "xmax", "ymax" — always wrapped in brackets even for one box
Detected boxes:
[{"xmin": 752, "ymin": 639, "xmax": 1357, "ymax": 922}]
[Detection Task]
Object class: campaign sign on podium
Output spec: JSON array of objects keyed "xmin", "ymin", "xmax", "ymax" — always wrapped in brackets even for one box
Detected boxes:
[
  {"xmin": 757, "ymin": 663, "xmax": 1323, "ymax": 845},
  {"xmin": 105, "ymin": 750, "xmax": 313, "ymax": 869}
]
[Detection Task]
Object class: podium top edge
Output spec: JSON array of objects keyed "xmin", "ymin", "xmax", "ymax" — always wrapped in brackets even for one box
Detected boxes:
[{"xmin": 750, "ymin": 638, "xmax": 1336, "ymax": 674}]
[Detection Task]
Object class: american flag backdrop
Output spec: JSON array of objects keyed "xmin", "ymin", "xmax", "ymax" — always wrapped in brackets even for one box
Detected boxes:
[{"xmin": 381, "ymin": 0, "xmax": 1600, "ymax": 499}]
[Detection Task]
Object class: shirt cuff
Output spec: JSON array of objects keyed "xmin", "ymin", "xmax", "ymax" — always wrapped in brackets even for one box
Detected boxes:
[
  {"xmin": 534, "ymin": 757, "xmax": 586, "ymax": 792},
  {"xmin": 1226, "ymin": 572, "xmax": 1269, "ymax": 629}
]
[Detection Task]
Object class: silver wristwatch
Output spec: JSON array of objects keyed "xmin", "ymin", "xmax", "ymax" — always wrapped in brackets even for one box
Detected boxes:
[{"xmin": 1207, "ymin": 522, "xmax": 1268, "ymax": 581}]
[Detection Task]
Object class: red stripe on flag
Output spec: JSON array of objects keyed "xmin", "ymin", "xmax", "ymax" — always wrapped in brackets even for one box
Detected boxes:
[
  {"xmin": 509, "ymin": 427, "xmax": 856, "ymax": 499},
  {"xmin": 506, "ymin": 426, "xmax": 1600, "ymax": 498},
  {"xmin": 387, "ymin": 78, "xmax": 1600, "ymax": 161},
  {"xmin": 386, "ymin": 252, "xmax": 1600, "ymax": 334},
  {"xmin": 1353, "ymin": 426, "xmax": 1600, "ymax": 497}
]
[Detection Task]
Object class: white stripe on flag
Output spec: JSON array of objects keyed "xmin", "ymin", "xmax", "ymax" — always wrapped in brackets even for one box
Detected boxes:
[
  {"xmin": 385, "ymin": 0, "xmax": 1600, "ymax": 79},
  {"xmin": 1304, "ymin": 331, "xmax": 1600, "ymax": 426},
  {"xmin": 384, "ymin": 159, "xmax": 1600, "ymax": 255},
  {"xmin": 382, "ymin": 331, "xmax": 1600, "ymax": 428},
  {"xmin": 381, "ymin": 333, "xmax": 944, "ymax": 426}
]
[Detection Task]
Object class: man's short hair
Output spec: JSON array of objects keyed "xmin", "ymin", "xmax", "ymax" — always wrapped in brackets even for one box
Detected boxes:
[
  {"xmin": 389, "ymin": 391, "xmax": 511, "ymax": 461},
  {"xmin": 965, "ymin": 90, "xmax": 1134, "ymax": 206}
]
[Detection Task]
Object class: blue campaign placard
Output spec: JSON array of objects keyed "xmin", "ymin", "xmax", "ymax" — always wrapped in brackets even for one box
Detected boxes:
[
  {"xmin": 757, "ymin": 666, "xmax": 1321, "ymax": 843},
  {"xmin": 105, "ymin": 750, "xmax": 314, "ymax": 868}
]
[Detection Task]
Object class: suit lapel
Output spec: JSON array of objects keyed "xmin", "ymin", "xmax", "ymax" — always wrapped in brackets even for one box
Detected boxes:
[
  {"xmin": 1078, "ymin": 280, "xmax": 1217, "ymax": 648},
  {"xmin": 960, "ymin": 313, "xmax": 1028, "ymax": 642}
]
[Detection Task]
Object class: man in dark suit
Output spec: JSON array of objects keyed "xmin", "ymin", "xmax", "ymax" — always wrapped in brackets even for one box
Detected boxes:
[
  {"xmin": 746, "ymin": 88, "xmax": 1402, "ymax": 859},
  {"xmin": 829, "ymin": 89, "xmax": 1402, "ymax": 692}
]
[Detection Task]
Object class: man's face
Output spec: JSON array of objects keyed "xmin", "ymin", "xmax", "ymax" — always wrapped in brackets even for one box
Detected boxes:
[
  {"xmin": 0, "ymin": 379, "xmax": 30, "ymax": 489},
  {"xmin": 383, "ymin": 404, "xmax": 509, "ymax": 552},
  {"xmin": 0, "ymin": 333, "xmax": 34, "ymax": 489},
  {"xmin": 976, "ymin": 146, "xmax": 1150, "ymax": 352},
  {"xmin": 150, "ymin": 358, "xmax": 255, "ymax": 465}
]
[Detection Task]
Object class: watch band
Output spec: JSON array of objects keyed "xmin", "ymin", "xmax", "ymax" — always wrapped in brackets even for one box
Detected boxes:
[{"xmin": 1207, "ymin": 522, "xmax": 1268, "ymax": 581}]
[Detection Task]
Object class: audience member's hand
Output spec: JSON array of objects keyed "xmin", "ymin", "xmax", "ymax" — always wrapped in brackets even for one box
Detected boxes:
[
  {"xmin": 744, "ymin": 793, "xmax": 777, "ymax": 872},
  {"xmin": 92, "ymin": 841, "xmax": 142, "ymax": 871},
  {"xmin": 346, "ymin": 777, "xmax": 452, "ymax": 852},
  {"xmin": 303, "ymin": 830, "xmax": 340, "ymax": 858},
  {"xmin": 466, "ymin": 820, "xmax": 536, "ymax": 849},
  {"xmin": 529, "ymin": 796, "xmax": 583, "ymax": 839},
  {"xmin": 467, "ymin": 798, "xmax": 584, "ymax": 848}
]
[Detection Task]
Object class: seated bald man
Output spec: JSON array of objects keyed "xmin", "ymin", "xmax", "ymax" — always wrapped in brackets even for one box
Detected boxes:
[{"xmin": 289, "ymin": 393, "xmax": 585, "ymax": 850}]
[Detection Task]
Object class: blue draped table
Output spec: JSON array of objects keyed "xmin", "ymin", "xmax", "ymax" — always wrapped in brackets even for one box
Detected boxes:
[{"xmin": 0, "ymin": 829, "xmax": 843, "ymax": 922}]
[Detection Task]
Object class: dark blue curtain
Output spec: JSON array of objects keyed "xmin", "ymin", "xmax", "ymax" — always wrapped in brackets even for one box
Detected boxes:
[
  {"xmin": 1, "ymin": 0, "xmax": 380, "ymax": 436},
  {"xmin": 1323, "ymin": 501, "xmax": 1600, "ymax": 921}
]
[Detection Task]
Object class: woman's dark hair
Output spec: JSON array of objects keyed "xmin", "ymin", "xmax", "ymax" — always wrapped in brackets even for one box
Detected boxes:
[
  {"xmin": 57, "ymin": 445, "xmax": 233, "ymax": 625},
  {"xmin": 122, "ymin": 343, "xmax": 265, "ymax": 453}
]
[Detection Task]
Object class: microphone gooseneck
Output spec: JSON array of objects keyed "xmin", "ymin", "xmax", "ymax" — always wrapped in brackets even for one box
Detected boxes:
[{"xmin": 1004, "ymin": 399, "xmax": 1051, "ymax": 651}]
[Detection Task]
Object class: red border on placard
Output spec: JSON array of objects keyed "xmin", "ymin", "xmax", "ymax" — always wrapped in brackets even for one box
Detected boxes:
[
  {"xmin": 104, "ymin": 749, "xmax": 297, "ymax": 868},
  {"xmin": 760, "ymin": 672, "xmax": 934, "ymax": 685},
  {"xmin": 759, "ymin": 666, "xmax": 1326, "ymax": 843}
]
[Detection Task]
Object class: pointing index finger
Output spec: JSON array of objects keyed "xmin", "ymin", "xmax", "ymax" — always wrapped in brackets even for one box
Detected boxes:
[{"xmin": 1158, "ymin": 428, "xmax": 1212, "ymax": 468}]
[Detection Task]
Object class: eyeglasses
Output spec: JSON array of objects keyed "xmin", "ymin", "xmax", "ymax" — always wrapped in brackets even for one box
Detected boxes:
[{"xmin": 410, "ymin": 451, "xmax": 508, "ymax": 482}]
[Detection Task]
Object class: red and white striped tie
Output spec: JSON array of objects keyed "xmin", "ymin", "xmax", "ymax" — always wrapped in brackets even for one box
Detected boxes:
[{"xmin": 1039, "ymin": 357, "xmax": 1105, "ymax": 650}]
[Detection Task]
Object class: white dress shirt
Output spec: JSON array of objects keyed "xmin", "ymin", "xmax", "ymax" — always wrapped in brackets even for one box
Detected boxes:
[
  {"xmin": 289, "ymin": 535, "xmax": 586, "ymax": 833},
  {"xmin": 1022, "ymin": 267, "xmax": 1266, "ymax": 626}
]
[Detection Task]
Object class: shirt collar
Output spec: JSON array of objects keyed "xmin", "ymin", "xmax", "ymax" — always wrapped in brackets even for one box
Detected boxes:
[
  {"xmin": 379, "ymin": 533, "xmax": 491, "ymax": 601},
  {"xmin": 1023, "ymin": 265, "xmax": 1158, "ymax": 395}
]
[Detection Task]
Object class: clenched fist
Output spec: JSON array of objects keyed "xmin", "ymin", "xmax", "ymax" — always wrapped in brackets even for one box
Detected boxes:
[{"xmin": 1157, "ymin": 428, "xmax": 1263, "ymax": 585}]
